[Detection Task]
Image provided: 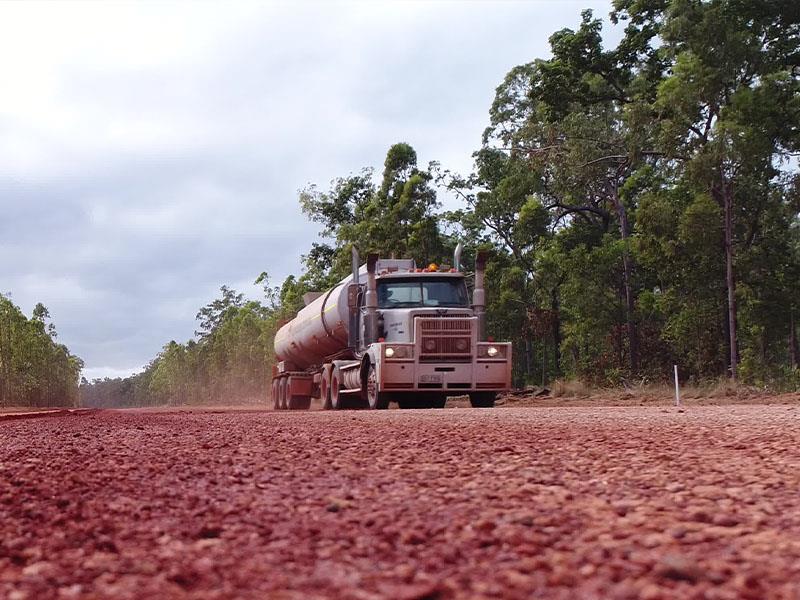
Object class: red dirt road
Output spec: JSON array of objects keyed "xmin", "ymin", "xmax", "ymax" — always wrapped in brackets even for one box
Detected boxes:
[{"xmin": 2, "ymin": 406, "xmax": 800, "ymax": 599}]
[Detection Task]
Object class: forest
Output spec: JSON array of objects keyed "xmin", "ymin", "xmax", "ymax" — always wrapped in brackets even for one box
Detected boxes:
[
  {"xmin": 21, "ymin": 0, "xmax": 800, "ymax": 408},
  {"xmin": 0, "ymin": 295, "xmax": 83, "ymax": 408}
]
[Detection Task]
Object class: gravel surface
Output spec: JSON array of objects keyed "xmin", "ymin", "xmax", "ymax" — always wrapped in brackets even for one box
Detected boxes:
[{"xmin": 2, "ymin": 406, "xmax": 800, "ymax": 599}]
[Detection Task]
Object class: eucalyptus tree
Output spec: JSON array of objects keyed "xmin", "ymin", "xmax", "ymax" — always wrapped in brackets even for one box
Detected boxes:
[
  {"xmin": 612, "ymin": 0, "xmax": 800, "ymax": 377},
  {"xmin": 300, "ymin": 143, "xmax": 446, "ymax": 279},
  {"xmin": 0, "ymin": 294, "xmax": 82, "ymax": 407},
  {"xmin": 475, "ymin": 9, "xmax": 665, "ymax": 376}
]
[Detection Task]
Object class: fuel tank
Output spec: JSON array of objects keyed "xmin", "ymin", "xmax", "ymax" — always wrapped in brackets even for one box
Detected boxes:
[{"xmin": 273, "ymin": 274, "xmax": 354, "ymax": 370}]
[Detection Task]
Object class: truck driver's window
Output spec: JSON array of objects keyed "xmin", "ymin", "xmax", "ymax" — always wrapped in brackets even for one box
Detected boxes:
[{"xmin": 377, "ymin": 278, "xmax": 468, "ymax": 308}]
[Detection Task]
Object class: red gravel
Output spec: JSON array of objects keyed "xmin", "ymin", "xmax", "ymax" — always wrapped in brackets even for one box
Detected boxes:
[{"xmin": 2, "ymin": 405, "xmax": 800, "ymax": 599}]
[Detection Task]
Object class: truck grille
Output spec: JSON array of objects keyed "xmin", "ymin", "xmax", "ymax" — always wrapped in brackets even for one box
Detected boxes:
[{"xmin": 418, "ymin": 318, "xmax": 473, "ymax": 362}]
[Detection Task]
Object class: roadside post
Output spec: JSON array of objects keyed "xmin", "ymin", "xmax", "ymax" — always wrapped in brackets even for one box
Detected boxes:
[{"xmin": 674, "ymin": 365, "xmax": 681, "ymax": 406}]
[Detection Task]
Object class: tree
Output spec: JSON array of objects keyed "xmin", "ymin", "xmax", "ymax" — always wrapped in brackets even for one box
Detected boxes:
[
  {"xmin": 613, "ymin": 0, "xmax": 800, "ymax": 378},
  {"xmin": 0, "ymin": 294, "xmax": 82, "ymax": 407},
  {"xmin": 300, "ymin": 143, "xmax": 447, "ymax": 283}
]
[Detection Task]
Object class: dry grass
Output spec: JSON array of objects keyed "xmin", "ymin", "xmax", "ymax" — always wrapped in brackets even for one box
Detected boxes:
[
  {"xmin": 551, "ymin": 379, "xmax": 592, "ymax": 398},
  {"xmin": 501, "ymin": 377, "xmax": 798, "ymax": 407}
]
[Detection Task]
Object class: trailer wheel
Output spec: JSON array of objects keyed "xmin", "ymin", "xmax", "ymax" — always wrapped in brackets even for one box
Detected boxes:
[
  {"xmin": 320, "ymin": 366, "xmax": 332, "ymax": 410},
  {"xmin": 365, "ymin": 363, "xmax": 389, "ymax": 410},
  {"xmin": 469, "ymin": 392, "xmax": 496, "ymax": 408},
  {"xmin": 271, "ymin": 380, "xmax": 280, "ymax": 410},
  {"xmin": 331, "ymin": 367, "xmax": 362, "ymax": 409},
  {"xmin": 330, "ymin": 371, "xmax": 344, "ymax": 410},
  {"xmin": 278, "ymin": 378, "xmax": 288, "ymax": 410}
]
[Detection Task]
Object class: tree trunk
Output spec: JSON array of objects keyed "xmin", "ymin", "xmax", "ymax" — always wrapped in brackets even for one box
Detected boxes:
[
  {"xmin": 790, "ymin": 311, "xmax": 798, "ymax": 370},
  {"xmin": 722, "ymin": 297, "xmax": 731, "ymax": 376},
  {"xmin": 723, "ymin": 182, "xmax": 738, "ymax": 379},
  {"xmin": 524, "ymin": 338, "xmax": 532, "ymax": 381},
  {"xmin": 551, "ymin": 289, "xmax": 561, "ymax": 376},
  {"xmin": 541, "ymin": 338, "xmax": 547, "ymax": 387},
  {"xmin": 610, "ymin": 184, "xmax": 639, "ymax": 373}
]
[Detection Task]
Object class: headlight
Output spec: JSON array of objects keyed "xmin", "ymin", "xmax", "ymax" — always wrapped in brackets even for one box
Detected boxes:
[
  {"xmin": 478, "ymin": 344, "xmax": 506, "ymax": 358},
  {"xmin": 384, "ymin": 345, "xmax": 411, "ymax": 358},
  {"xmin": 423, "ymin": 339, "xmax": 436, "ymax": 351},
  {"xmin": 455, "ymin": 338, "xmax": 468, "ymax": 351}
]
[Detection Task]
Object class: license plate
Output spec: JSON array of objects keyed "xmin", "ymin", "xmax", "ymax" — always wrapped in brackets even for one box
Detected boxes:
[{"xmin": 419, "ymin": 374, "xmax": 442, "ymax": 384}]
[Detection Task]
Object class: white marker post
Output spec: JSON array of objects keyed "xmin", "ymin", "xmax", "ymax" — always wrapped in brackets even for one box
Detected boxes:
[{"xmin": 673, "ymin": 365, "xmax": 681, "ymax": 406}]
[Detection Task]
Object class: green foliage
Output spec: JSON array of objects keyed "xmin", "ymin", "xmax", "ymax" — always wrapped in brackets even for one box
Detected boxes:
[
  {"xmin": 300, "ymin": 143, "xmax": 447, "ymax": 281},
  {"xmin": 0, "ymin": 294, "xmax": 83, "ymax": 407}
]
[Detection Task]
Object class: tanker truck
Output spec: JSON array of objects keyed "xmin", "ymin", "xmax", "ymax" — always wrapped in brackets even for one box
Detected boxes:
[{"xmin": 271, "ymin": 246, "xmax": 512, "ymax": 410}]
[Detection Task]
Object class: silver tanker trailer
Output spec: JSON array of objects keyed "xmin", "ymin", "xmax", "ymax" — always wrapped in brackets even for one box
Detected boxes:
[{"xmin": 271, "ymin": 247, "xmax": 512, "ymax": 410}]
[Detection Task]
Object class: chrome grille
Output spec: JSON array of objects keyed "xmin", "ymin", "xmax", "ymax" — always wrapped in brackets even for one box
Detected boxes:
[{"xmin": 418, "ymin": 318, "xmax": 473, "ymax": 362}]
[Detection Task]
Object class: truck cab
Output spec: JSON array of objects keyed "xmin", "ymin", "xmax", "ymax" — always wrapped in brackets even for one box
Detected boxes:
[{"xmin": 352, "ymin": 257, "xmax": 511, "ymax": 409}]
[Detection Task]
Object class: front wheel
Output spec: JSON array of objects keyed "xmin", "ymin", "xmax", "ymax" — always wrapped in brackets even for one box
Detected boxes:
[
  {"xmin": 469, "ymin": 392, "xmax": 496, "ymax": 408},
  {"xmin": 364, "ymin": 363, "xmax": 389, "ymax": 410}
]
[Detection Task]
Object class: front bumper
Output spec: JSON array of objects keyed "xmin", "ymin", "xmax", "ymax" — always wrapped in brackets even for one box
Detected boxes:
[{"xmin": 379, "ymin": 343, "xmax": 512, "ymax": 392}]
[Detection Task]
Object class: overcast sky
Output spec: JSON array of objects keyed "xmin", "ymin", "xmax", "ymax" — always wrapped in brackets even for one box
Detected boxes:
[{"xmin": 0, "ymin": 0, "xmax": 615, "ymax": 380}]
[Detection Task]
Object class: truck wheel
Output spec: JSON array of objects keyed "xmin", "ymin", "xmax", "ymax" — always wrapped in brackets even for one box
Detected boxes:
[
  {"xmin": 272, "ymin": 380, "xmax": 280, "ymax": 410},
  {"xmin": 469, "ymin": 392, "xmax": 496, "ymax": 408},
  {"xmin": 279, "ymin": 378, "xmax": 288, "ymax": 410},
  {"xmin": 330, "ymin": 372, "xmax": 345, "ymax": 410},
  {"xmin": 365, "ymin": 364, "xmax": 389, "ymax": 410},
  {"xmin": 320, "ymin": 367, "xmax": 332, "ymax": 410}
]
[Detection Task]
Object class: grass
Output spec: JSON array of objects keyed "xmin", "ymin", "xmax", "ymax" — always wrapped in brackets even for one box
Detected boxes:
[{"xmin": 542, "ymin": 377, "xmax": 779, "ymax": 404}]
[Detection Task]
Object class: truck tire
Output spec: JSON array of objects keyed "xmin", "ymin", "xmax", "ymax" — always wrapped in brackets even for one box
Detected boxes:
[
  {"xmin": 271, "ymin": 380, "xmax": 280, "ymax": 410},
  {"xmin": 469, "ymin": 392, "xmax": 496, "ymax": 408},
  {"xmin": 364, "ymin": 363, "xmax": 389, "ymax": 410},
  {"xmin": 320, "ymin": 366, "xmax": 332, "ymax": 410},
  {"xmin": 330, "ymin": 370, "xmax": 346, "ymax": 410},
  {"xmin": 277, "ymin": 378, "xmax": 286, "ymax": 410}
]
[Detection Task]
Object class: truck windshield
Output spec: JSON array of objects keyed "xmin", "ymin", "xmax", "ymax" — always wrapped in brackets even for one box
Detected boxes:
[{"xmin": 377, "ymin": 277, "xmax": 469, "ymax": 308}]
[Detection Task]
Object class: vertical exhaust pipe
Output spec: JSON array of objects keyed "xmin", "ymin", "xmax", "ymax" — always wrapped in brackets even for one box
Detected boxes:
[
  {"xmin": 348, "ymin": 247, "xmax": 360, "ymax": 349},
  {"xmin": 364, "ymin": 253, "xmax": 379, "ymax": 344},
  {"xmin": 453, "ymin": 242, "xmax": 463, "ymax": 272},
  {"xmin": 473, "ymin": 250, "xmax": 488, "ymax": 341}
]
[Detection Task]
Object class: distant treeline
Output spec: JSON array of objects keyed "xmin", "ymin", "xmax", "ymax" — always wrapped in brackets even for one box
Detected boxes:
[
  {"xmin": 0, "ymin": 294, "xmax": 83, "ymax": 408},
  {"xmin": 83, "ymin": 0, "xmax": 800, "ymax": 407},
  {"xmin": 80, "ymin": 285, "xmax": 297, "ymax": 408}
]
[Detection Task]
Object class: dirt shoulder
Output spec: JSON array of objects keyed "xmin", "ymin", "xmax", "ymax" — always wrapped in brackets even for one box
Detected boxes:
[
  {"xmin": 0, "ymin": 408, "xmax": 94, "ymax": 421},
  {"xmin": 496, "ymin": 388, "xmax": 800, "ymax": 408}
]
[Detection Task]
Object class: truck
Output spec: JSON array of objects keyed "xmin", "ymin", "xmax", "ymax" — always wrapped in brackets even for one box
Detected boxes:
[{"xmin": 270, "ymin": 246, "xmax": 512, "ymax": 410}]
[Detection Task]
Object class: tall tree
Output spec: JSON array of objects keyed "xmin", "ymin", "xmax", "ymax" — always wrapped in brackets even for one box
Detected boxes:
[{"xmin": 613, "ymin": 0, "xmax": 800, "ymax": 377}]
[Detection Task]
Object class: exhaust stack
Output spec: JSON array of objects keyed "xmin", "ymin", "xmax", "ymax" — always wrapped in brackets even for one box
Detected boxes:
[
  {"xmin": 347, "ymin": 247, "xmax": 360, "ymax": 349},
  {"xmin": 453, "ymin": 242, "xmax": 463, "ymax": 272},
  {"xmin": 473, "ymin": 250, "xmax": 488, "ymax": 341},
  {"xmin": 364, "ymin": 253, "xmax": 379, "ymax": 345}
]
